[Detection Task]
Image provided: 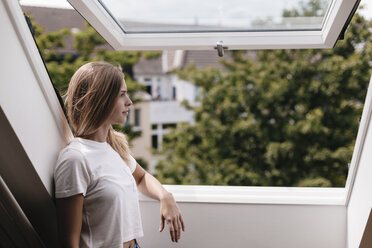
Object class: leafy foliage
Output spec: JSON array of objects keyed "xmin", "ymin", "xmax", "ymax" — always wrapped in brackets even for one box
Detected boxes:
[
  {"xmin": 142, "ymin": 51, "xmax": 162, "ymax": 59},
  {"xmin": 156, "ymin": 12, "xmax": 372, "ymax": 187},
  {"xmin": 31, "ymin": 18, "xmax": 146, "ymax": 97}
]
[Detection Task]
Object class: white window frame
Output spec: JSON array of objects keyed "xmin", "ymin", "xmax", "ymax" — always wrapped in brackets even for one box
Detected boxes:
[{"xmin": 68, "ymin": 0, "xmax": 359, "ymax": 50}]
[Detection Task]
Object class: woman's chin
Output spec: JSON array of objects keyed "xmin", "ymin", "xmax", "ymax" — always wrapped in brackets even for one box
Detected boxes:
[
  {"xmin": 112, "ymin": 118, "xmax": 127, "ymax": 126},
  {"xmin": 120, "ymin": 117, "xmax": 127, "ymax": 124}
]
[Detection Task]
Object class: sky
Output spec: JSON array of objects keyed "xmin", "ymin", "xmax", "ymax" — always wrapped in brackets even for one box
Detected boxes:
[{"xmin": 19, "ymin": 0, "xmax": 372, "ymax": 21}]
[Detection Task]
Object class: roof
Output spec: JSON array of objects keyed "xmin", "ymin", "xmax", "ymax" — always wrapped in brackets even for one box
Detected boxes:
[
  {"xmin": 133, "ymin": 56, "xmax": 164, "ymax": 76},
  {"xmin": 22, "ymin": 6, "xmax": 85, "ymax": 32},
  {"xmin": 21, "ymin": 5, "xmax": 112, "ymax": 54},
  {"xmin": 181, "ymin": 50, "xmax": 230, "ymax": 70}
]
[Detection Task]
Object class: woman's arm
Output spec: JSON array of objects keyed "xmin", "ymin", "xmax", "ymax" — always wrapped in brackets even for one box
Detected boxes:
[
  {"xmin": 132, "ymin": 163, "xmax": 185, "ymax": 243},
  {"xmin": 56, "ymin": 194, "xmax": 84, "ymax": 248}
]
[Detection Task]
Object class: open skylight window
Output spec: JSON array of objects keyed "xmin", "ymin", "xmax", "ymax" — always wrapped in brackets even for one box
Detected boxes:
[
  {"xmin": 100, "ymin": 0, "xmax": 331, "ymax": 33},
  {"xmin": 68, "ymin": 0, "xmax": 359, "ymax": 51}
]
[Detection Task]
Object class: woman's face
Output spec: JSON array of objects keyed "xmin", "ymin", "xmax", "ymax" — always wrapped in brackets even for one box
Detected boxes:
[{"xmin": 106, "ymin": 80, "xmax": 132, "ymax": 125}]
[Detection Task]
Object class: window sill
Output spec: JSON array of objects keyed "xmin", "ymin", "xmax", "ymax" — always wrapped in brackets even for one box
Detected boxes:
[{"xmin": 139, "ymin": 185, "xmax": 346, "ymax": 206}]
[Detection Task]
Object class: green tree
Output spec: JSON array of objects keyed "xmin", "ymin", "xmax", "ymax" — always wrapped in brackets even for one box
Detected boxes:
[
  {"xmin": 155, "ymin": 12, "xmax": 372, "ymax": 187},
  {"xmin": 32, "ymin": 21, "xmax": 145, "ymax": 97}
]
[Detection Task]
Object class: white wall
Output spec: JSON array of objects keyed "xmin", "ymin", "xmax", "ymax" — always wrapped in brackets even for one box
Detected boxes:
[
  {"xmin": 138, "ymin": 200, "xmax": 346, "ymax": 248},
  {"xmin": 150, "ymin": 101, "xmax": 194, "ymax": 124},
  {"xmin": 0, "ymin": 1, "xmax": 71, "ymax": 246},
  {"xmin": 0, "ymin": 0, "xmax": 71, "ymax": 194},
  {"xmin": 347, "ymin": 76, "xmax": 372, "ymax": 248}
]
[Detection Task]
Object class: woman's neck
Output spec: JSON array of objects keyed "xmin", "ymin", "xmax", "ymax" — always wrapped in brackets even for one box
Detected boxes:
[{"xmin": 81, "ymin": 124, "xmax": 110, "ymax": 143}]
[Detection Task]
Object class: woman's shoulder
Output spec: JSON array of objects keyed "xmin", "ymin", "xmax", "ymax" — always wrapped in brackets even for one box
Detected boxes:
[
  {"xmin": 54, "ymin": 140, "xmax": 91, "ymax": 178},
  {"xmin": 57, "ymin": 139, "xmax": 86, "ymax": 164}
]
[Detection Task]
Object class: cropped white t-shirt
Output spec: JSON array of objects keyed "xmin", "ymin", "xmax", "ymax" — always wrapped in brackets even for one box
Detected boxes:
[{"xmin": 54, "ymin": 137, "xmax": 143, "ymax": 248}]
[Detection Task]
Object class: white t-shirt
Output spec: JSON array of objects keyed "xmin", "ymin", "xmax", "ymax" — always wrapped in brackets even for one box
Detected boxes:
[{"xmin": 54, "ymin": 137, "xmax": 143, "ymax": 248}]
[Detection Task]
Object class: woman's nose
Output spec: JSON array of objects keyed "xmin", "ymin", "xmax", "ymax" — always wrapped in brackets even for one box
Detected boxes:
[{"xmin": 125, "ymin": 96, "xmax": 132, "ymax": 106}]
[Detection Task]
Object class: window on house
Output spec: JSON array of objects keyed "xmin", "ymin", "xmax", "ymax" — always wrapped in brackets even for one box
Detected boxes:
[
  {"xmin": 152, "ymin": 135, "xmax": 158, "ymax": 150},
  {"xmin": 145, "ymin": 85, "xmax": 152, "ymax": 96},
  {"xmin": 134, "ymin": 108, "xmax": 140, "ymax": 127},
  {"xmin": 172, "ymin": 86, "xmax": 177, "ymax": 101},
  {"xmin": 163, "ymin": 123, "xmax": 177, "ymax": 129}
]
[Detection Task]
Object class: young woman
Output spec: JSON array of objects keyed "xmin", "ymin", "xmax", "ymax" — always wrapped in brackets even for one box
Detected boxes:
[{"xmin": 54, "ymin": 61, "xmax": 185, "ymax": 248}]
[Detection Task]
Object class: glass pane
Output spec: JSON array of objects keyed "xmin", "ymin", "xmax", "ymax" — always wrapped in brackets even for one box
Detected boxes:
[
  {"xmin": 152, "ymin": 135, "xmax": 158, "ymax": 149},
  {"xmin": 99, "ymin": 0, "xmax": 332, "ymax": 33},
  {"xmin": 134, "ymin": 109, "xmax": 141, "ymax": 127}
]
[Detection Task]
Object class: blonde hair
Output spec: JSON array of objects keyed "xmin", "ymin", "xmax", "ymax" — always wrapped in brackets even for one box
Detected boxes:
[{"xmin": 66, "ymin": 61, "xmax": 131, "ymax": 164}]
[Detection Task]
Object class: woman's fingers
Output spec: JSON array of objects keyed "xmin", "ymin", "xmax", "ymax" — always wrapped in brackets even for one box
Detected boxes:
[
  {"xmin": 173, "ymin": 216, "xmax": 180, "ymax": 242},
  {"xmin": 176, "ymin": 216, "xmax": 181, "ymax": 241},
  {"xmin": 180, "ymin": 214, "xmax": 185, "ymax": 231},
  {"xmin": 167, "ymin": 216, "xmax": 183, "ymax": 242},
  {"xmin": 167, "ymin": 218, "xmax": 175, "ymax": 242},
  {"xmin": 159, "ymin": 215, "xmax": 165, "ymax": 232}
]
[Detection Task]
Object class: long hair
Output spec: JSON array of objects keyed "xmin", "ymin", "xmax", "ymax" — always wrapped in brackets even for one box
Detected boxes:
[{"xmin": 66, "ymin": 61, "xmax": 131, "ymax": 164}]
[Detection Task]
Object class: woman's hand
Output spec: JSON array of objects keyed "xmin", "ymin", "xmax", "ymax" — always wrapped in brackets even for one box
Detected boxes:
[
  {"xmin": 132, "ymin": 166, "xmax": 185, "ymax": 242},
  {"xmin": 159, "ymin": 192, "xmax": 185, "ymax": 243}
]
